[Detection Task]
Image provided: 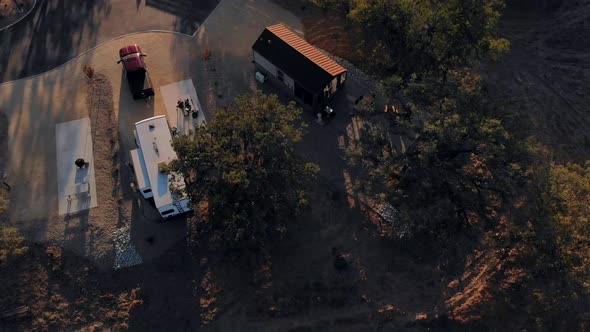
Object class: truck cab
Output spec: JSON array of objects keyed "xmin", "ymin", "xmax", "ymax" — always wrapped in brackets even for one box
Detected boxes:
[{"xmin": 118, "ymin": 44, "xmax": 155, "ymax": 100}]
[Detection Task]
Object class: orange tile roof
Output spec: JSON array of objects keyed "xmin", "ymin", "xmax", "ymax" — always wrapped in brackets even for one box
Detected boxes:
[{"xmin": 266, "ymin": 24, "xmax": 347, "ymax": 77}]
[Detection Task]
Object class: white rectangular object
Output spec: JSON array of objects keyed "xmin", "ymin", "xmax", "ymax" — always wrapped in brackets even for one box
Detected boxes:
[
  {"xmin": 133, "ymin": 116, "xmax": 191, "ymax": 218},
  {"xmin": 130, "ymin": 148, "xmax": 152, "ymax": 198},
  {"xmin": 56, "ymin": 118, "xmax": 98, "ymax": 215},
  {"xmin": 160, "ymin": 79, "xmax": 207, "ymax": 136},
  {"xmin": 256, "ymin": 71, "xmax": 266, "ymax": 83},
  {"xmin": 254, "ymin": 51, "xmax": 275, "ymax": 75}
]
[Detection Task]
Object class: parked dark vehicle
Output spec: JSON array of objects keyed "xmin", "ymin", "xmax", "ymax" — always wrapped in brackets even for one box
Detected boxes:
[{"xmin": 117, "ymin": 44, "xmax": 155, "ymax": 100}]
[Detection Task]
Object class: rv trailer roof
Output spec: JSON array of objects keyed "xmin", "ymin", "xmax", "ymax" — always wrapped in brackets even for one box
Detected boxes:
[{"xmin": 134, "ymin": 115, "xmax": 186, "ymax": 209}]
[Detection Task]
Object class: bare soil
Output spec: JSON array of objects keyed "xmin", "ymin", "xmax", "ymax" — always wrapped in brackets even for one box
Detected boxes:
[
  {"xmin": 0, "ymin": 0, "xmax": 34, "ymax": 27},
  {"xmin": 1, "ymin": 193, "xmax": 446, "ymax": 331},
  {"xmin": 83, "ymin": 73, "xmax": 134, "ymax": 266},
  {"xmin": 484, "ymin": 0, "xmax": 590, "ymax": 161},
  {"xmin": 270, "ymin": 0, "xmax": 363, "ymax": 63},
  {"xmin": 0, "ymin": 245, "xmax": 141, "ymax": 331}
]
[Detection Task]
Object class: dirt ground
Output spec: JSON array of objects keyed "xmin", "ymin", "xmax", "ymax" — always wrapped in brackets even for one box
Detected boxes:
[
  {"xmin": 1, "ymin": 191, "xmax": 445, "ymax": 331},
  {"xmin": 483, "ymin": 0, "xmax": 590, "ymax": 162},
  {"xmin": 79, "ymin": 72, "xmax": 133, "ymax": 267},
  {"xmin": 270, "ymin": 0, "xmax": 362, "ymax": 64},
  {"xmin": 0, "ymin": 244, "xmax": 143, "ymax": 330}
]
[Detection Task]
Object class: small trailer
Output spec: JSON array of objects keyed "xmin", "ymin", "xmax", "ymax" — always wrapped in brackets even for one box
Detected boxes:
[{"xmin": 130, "ymin": 115, "xmax": 191, "ymax": 219}]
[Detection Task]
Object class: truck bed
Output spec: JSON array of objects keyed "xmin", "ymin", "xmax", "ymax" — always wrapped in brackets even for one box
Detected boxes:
[{"xmin": 127, "ymin": 69, "xmax": 154, "ymax": 100}]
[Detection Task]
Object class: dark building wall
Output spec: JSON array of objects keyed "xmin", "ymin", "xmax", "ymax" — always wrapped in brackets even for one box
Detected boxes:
[{"xmin": 253, "ymin": 51, "xmax": 347, "ymax": 110}]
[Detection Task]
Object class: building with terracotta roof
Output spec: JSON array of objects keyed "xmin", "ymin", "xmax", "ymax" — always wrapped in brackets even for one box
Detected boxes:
[{"xmin": 252, "ymin": 24, "xmax": 347, "ymax": 109}]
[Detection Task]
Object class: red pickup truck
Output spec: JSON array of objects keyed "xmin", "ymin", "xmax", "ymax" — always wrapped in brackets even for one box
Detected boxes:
[{"xmin": 117, "ymin": 44, "xmax": 155, "ymax": 100}]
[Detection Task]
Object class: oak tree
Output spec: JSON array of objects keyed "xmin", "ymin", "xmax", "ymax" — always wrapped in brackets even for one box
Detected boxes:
[{"xmin": 170, "ymin": 93, "xmax": 319, "ymax": 250}]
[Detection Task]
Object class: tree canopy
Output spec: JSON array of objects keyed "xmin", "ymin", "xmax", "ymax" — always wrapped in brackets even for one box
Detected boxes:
[
  {"xmin": 347, "ymin": 0, "xmax": 509, "ymax": 80},
  {"xmin": 348, "ymin": 80, "xmax": 524, "ymax": 238},
  {"xmin": 338, "ymin": 0, "xmax": 588, "ymax": 326},
  {"xmin": 336, "ymin": 0, "xmax": 519, "ymax": 240},
  {"xmin": 549, "ymin": 162, "xmax": 590, "ymax": 290},
  {"xmin": 170, "ymin": 92, "xmax": 319, "ymax": 250}
]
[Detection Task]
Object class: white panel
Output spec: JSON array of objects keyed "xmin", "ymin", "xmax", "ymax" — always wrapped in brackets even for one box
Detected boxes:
[
  {"xmin": 254, "ymin": 52, "xmax": 276, "ymax": 75},
  {"xmin": 158, "ymin": 205, "xmax": 178, "ymax": 218},
  {"xmin": 56, "ymin": 118, "xmax": 98, "ymax": 215},
  {"xmin": 130, "ymin": 148, "xmax": 151, "ymax": 193}
]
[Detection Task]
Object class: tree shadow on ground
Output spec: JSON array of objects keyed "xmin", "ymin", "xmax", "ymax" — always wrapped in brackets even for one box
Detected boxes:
[
  {"xmin": 145, "ymin": 0, "xmax": 219, "ymax": 35},
  {"xmin": 127, "ymin": 239, "xmax": 204, "ymax": 331},
  {"xmin": 0, "ymin": 0, "xmax": 110, "ymax": 81}
]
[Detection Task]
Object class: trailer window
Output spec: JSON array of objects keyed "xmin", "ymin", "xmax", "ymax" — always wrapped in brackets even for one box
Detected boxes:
[{"xmin": 161, "ymin": 209, "xmax": 175, "ymax": 216}]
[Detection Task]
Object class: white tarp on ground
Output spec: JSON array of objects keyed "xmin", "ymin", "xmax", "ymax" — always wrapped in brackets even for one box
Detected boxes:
[
  {"xmin": 160, "ymin": 79, "xmax": 207, "ymax": 136},
  {"xmin": 56, "ymin": 118, "xmax": 98, "ymax": 215}
]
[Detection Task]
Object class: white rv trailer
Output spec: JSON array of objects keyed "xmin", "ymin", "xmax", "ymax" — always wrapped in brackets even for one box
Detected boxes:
[{"xmin": 130, "ymin": 115, "xmax": 191, "ymax": 218}]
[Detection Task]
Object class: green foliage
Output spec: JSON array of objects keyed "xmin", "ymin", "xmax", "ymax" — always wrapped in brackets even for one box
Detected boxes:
[
  {"xmin": 347, "ymin": 0, "xmax": 509, "ymax": 80},
  {"xmin": 171, "ymin": 92, "xmax": 319, "ymax": 250},
  {"xmin": 0, "ymin": 227, "xmax": 28, "ymax": 265},
  {"xmin": 0, "ymin": 187, "xmax": 7, "ymax": 214},
  {"xmin": 549, "ymin": 162, "xmax": 590, "ymax": 290},
  {"xmin": 348, "ymin": 79, "xmax": 526, "ymax": 238},
  {"xmin": 344, "ymin": 0, "xmax": 514, "ymax": 239},
  {"xmin": 0, "ymin": 188, "xmax": 26, "ymax": 264}
]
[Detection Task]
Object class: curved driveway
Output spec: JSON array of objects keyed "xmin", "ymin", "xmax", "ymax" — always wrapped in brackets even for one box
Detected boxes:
[{"xmin": 0, "ymin": 0, "xmax": 219, "ymax": 82}]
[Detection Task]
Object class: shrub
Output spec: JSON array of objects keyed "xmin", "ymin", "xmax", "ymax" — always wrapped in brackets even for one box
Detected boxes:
[
  {"xmin": 0, "ymin": 187, "xmax": 7, "ymax": 214},
  {"xmin": 549, "ymin": 161, "xmax": 590, "ymax": 290},
  {"xmin": 83, "ymin": 65, "xmax": 95, "ymax": 80},
  {"xmin": 0, "ymin": 227, "xmax": 28, "ymax": 265}
]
